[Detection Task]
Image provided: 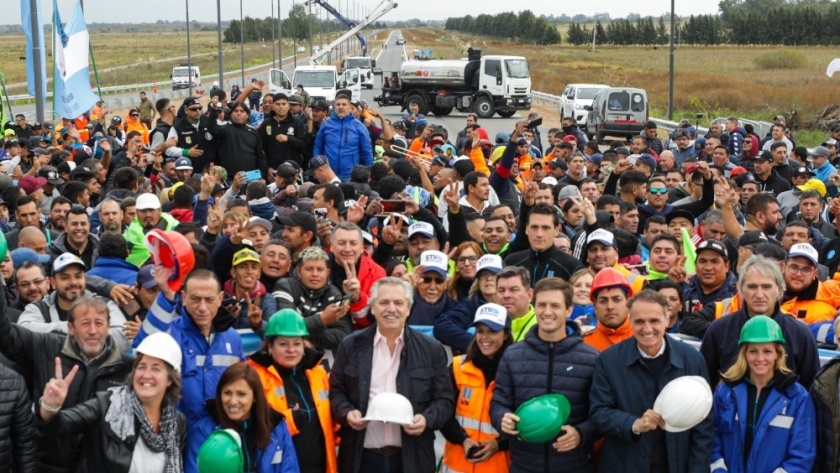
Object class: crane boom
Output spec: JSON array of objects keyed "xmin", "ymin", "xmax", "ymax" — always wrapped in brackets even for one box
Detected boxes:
[
  {"xmin": 306, "ymin": 0, "xmax": 397, "ymax": 65},
  {"xmin": 307, "ymin": 0, "xmax": 367, "ymax": 57}
]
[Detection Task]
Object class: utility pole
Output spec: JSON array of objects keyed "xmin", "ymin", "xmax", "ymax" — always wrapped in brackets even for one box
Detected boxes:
[
  {"xmin": 29, "ymin": 0, "xmax": 45, "ymax": 123},
  {"xmin": 186, "ymin": 0, "xmax": 193, "ymax": 94},
  {"xmin": 293, "ymin": 0, "xmax": 298, "ymax": 66},
  {"xmin": 591, "ymin": 22, "xmax": 597, "ymax": 52},
  {"xmin": 240, "ymin": 0, "xmax": 245, "ymax": 86},
  {"xmin": 668, "ymin": 0, "xmax": 675, "ymax": 120},
  {"xmin": 308, "ymin": 2, "xmax": 314, "ymax": 60},
  {"xmin": 278, "ymin": 0, "xmax": 283, "ymax": 68},
  {"xmin": 216, "ymin": 0, "xmax": 224, "ymax": 91},
  {"xmin": 271, "ymin": 0, "xmax": 276, "ymax": 68}
]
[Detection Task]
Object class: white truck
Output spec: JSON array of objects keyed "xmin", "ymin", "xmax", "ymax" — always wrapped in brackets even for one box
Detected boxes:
[
  {"xmin": 268, "ymin": 65, "xmax": 362, "ymax": 105},
  {"xmin": 374, "ymin": 48, "xmax": 531, "ymax": 118},
  {"xmin": 171, "ymin": 64, "xmax": 201, "ymax": 90},
  {"xmin": 342, "ymin": 56, "xmax": 376, "ymax": 89}
]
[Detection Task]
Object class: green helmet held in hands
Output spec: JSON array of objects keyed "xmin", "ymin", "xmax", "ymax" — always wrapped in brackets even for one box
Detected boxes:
[
  {"xmin": 514, "ymin": 394, "xmax": 571, "ymax": 444},
  {"xmin": 264, "ymin": 309, "xmax": 310, "ymax": 338},
  {"xmin": 738, "ymin": 315, "xmax": 786, "ymax": 345},
  {"xmin": 197, "ymin": 429, "xmax": 243, "ymax": 473}
]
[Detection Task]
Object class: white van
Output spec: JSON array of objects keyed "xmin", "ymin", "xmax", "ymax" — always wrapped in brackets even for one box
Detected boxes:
[
  {"xmin": 560, "ymin": 83, "xmax": 609, "ymax": 128},
  {"xmin": 343, "ymin": 56, "xmax": 376, "ymax": 89},
  {"xmin": 268, "ymin": 65, "xmax": 362, "ymax": 104},
  {"xmin": 171, "ymin": 64, "xmax": 201, "ymax": 90},
  {"xmin": 585, "ymin": 87, "xmax": 649, "ymax": 144}
]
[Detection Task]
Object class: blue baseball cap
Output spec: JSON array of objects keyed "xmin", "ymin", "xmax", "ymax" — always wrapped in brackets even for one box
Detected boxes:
[
  {"xmin": 10, "ymin": 248, "xmax": 50, "ymax": 269},
  {"xmin": 585, "ymin": 153, "xmax": 603, "ymax": 166},
  {"xmin": 472, "ymin": 303, "xmax": 511, "ymax": 331}
]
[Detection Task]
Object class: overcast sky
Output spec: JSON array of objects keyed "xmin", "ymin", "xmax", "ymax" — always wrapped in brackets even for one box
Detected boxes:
[{"xmin": 7, "ymin": 0, "xmax": 720, "ymax": 25}]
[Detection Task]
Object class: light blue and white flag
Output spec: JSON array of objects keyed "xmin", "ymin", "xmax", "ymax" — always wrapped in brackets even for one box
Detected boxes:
[
  {"xmin": 52, "ymin": 0, "xmax": 99, "ymax": 119},
  {"xmin": 21, "ymin": 0, "xmax": 47, "ymax": 99}
]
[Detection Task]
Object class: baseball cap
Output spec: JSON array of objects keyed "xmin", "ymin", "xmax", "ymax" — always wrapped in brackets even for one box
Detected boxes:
[
  {"xmin": 232, "ymin": 248, "xmax": 262, "ymax": 267},
  {"xmin": 693, "ymin": 137, "xmax": 706, "ymax": 151},
  {"xmin": 382, "ymin": 213, "xmax": 411, "ymax": 227},
  {"xmin": 585, "ymin": 153, "xmax": 603, "ymax": 166},
  {"xmin": 409, "ymin": 221, "xmax": 435, "ymax": 239},
  {"xmin": 831, "ymin": 123, "xmax": 840, "ymax": 133},
  {"xmin": 540, "ymin": 176, "xmax": 558, "ymax": 186},
  {"xmin": 685, "ymin": 163, "xmax": 700, "ymax": 176},
  {"xmin": 822, "ymin": 138, "xmax": 837, "ymax": 147},
  {"xmin": 516, "ymin": 138, "xmax": 528, "ymax": 146},
  {"xmin": 247, "ymin": 216, "xmax": 273, "ymax": 233},
  {"xmin": 174, "ymin": 157, "xmax": 193, "ymax": 170},
  {"xmin": 275, "ymin": 163, "xmax": 297, "ymax": 179},
  {"xmin": 52, "ymin": 252, "xmax": 86, "ymax": 275},
  {"xmin": 136, "ymin": 193, "xmax": 162, "ymax": 210},
  {"xmin": 278, "ymin": 211, "xmax": 317, "ymax": 235},
  {"xmin": 476, "ymin": 254, "xmax": 503, "ymax": 274},
  {"xmin": 393, "ymin": 120, "xmax": 408, "ymax": 131},
  {"xmin": 557, "ymin": 185, "xmax": 579, "ymax": 201},
  {"xmin": 665, "ymin": 209, "xmax": 695, "ymax": 226},
  {"xmin": 18, "ymin": 176, "xmax": 48, "ymax": 195},
  {"xmin": 10, "ymin": 248, "xmax": 50, "ymax": 269},
  {"xmin": 419, "ymin": 250, "xmax": 449, "ymax": 276},
  {"xmin": 788, "ymin": 243, "xmax": 818, "ymax": 266},
  {"xmin": 636, "ymin": 153, "xmax": 657, "ymax": 170},
  {"xmin": 792, "ymin": 166, "xmax": 815, "ymax": 178},
  {"xmin": 530, "ymin": 159, "xmax": 544, "ymax": 168},
  {"xmin": 311, "ymin": 100, "xmax": 329, "ymax": 111},
  {"xmin": 3, "ymin": 139, "xmax": 20, "ymax": 149},
  {"xmin": 774, "ymin": 114, "xmax": 786, "ymax": 122},
  {"xmin": 696, "ymin": 239, "xmax": 728, "ymax": 259},
  {"xmin": 755, "ymin": 150, "xmax": 774, "ymax": 162},
  {"xmin": 495, "ymin": 132, "xmax": 510, "ymax": 143},
  {"xmin": 335, "ymin": 89, "xmax": 352, "ymax": 101},
  {"xmin": 586, "ymin": 229, "xmax": 615, "ymax": 247},
  {"xmin": 548, "ymin": 158, "xmax": 567, "ymax": 171},
  {"xmin": 38, "ymin": 166, "xmax": 65, "ymax": 185},
  {"xmin": 739, "ymin": 231, "xmax": 768, "ymax": 248},
  {"xmin": 563, "ymin": 135, "xmax": 577, "ymax": 143},
  {"xmin": 288, "ymin": 94, "xmax": 302, "ymax": 105},
  {"xmin": 614, "ymin": 147, "xmax": 631, "ymax": 156},
  {"xmin": 730, "ymin": 166, "xmax": 748, "ymax": 177},
  {"xmin": 32, "ymin": 147, "xmax": 49, "ymax": 157},
  {"xmin": 808, "ymin": 146, "xmax": 831, "ymax": 159},
  {"xmin": 309, "ymin": 155, "xmax": 329, "ymax": 170},
  {"xmin": 137, "ymin": 265, "xmax": 158, "ymax": 289},
  {"xmin": 183, "ymin": 97, "xmax": 201, "ymax": 108},
  {"xmin": 797, "ymin": 178, "xmax": 827, "ymax": 198},
  {"xmin": 472, "ymin": 303, "xmax": 510, "ymax": 331}
]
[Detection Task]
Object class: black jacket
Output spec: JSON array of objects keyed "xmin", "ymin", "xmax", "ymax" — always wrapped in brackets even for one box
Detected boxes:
[
  {"xmin": 257, "ymin": 113, "xmax": 307, "ymax": 169},
  {"xmin": 38, "ymin": 390, "xmax": 187, "ymax": 473},
  {"xmin": 751, "ymin": 169, "xmax": 792, "ymax": 196},
  {"xmin": 490, "ymin": 324, "xmax": 599, "ymax": 473},
  {"xmin": 329, "ymin": 325, "xmax": 454, "ymax": 473},
  {"xmin": 812, "ymin": 357, "xmax": 840, "ymax": 473},
  {"xmin": 589, "ymin": 336, "xmax": 713, "ymax": 473},
  {"xmin": 0, "ymin": 286, "xmax": 132, "ymax": 473},
  {"xmin": 272, "ymin": 274, "xmax": 353, "ymax": 351},
  {"xmin": 171, "ymin": 114, "xmax": 220, "ymax": 173},
  {"xmin": 0, "ymin": 363, "xmax": 37, "ymax": 472},
  {"xmin": 214, "ymin": 119, "xmax": 268, "ymax": 179},
  {"xmin": 504, "ymin": 245, "xmax": 584, "ymax": 286},
  {"xmin": 700, "ymin": 302, "xmax": 819, "ymax": 388}
]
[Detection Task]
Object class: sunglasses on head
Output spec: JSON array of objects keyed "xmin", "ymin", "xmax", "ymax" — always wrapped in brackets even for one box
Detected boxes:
[
  {"xmin": 421, "ymin": 276, "xmax": 446, "ymax": 285},
  {"xmin": 649, "ymin": 188, "xmax": 668, "ymax": 194}
]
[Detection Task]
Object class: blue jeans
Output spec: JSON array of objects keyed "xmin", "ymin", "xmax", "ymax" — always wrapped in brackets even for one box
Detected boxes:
[{"xmin": 360, "ymin": 449, "xmax": 404, "ymax": 473}]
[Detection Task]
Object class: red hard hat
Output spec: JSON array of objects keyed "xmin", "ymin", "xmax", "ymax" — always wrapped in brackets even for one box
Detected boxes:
[
  {"xmin": 143, "ymin": 229, "xmax": 196, "ymax": 292},
  {"xmin": 589, "ymin": 267, "xmax": 632, "ymax": 303}
]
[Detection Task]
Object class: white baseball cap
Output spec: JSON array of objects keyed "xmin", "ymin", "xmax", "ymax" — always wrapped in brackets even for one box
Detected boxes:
[
  {"xmin": 52, "ymin": 252, "xmax": 86, "ymax": 275},
  {"xmin": 135, "ymin": 193, "xmax": 162, "ymax": 211},
  {"xmin": 788, "ymin": 243, "xmax": 818, "ymax": 266},
  {"xmin": 476, "ymin": 254, "xmax": 503, "ymax": 274},
  {"xmin": 587, "ymin": 229, "xmax": 615, "ymax": 247},
  {"xmin": 419, "ymin": 250, "xmax": 448, "ymax": 276},
  {"xmin": 472, "ymin": 303, "xmax": 510, "ymax": 332},
  {"xmin": 409, "ymin": 221, "xmax": 435, "ymax": 239},
  {"xmin": 541, "ymin": 176, "xmax": 558, "ymax": 186}
]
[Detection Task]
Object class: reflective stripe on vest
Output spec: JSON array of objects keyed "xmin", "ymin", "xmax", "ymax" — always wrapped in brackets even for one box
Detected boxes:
[
  {"xmin": 455, "ymin": 414, "xmax": 498, "ymax": 436},
  {"xmin": 196, "ymin": 354, "xmax": 240, "ymax": 367},
  {"xmin": 716, "ymin": 297, "xmax": 735, "ymax": 319},
  {"xmin": 440, "ymin": 465, "xmax": 468, "ymax": 473},
  {"xmin": 274, "ymin": 386, "xmax": 286, "ymax": 398},
  {"xmin": 317, "ymin": 389, "xmax": 329, "ymax": 402}
]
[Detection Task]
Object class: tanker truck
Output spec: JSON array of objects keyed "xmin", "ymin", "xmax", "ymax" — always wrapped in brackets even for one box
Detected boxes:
[{"xmin": 373, "ymin": 48, "xmax": 531, "ymax": 118}]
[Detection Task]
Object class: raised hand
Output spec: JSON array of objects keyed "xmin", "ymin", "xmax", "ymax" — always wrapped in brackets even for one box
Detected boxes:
[
  {"xmin": 668, "ymin": 255, "xmax": 688, "ymax": 284},
  {"xmin": 346, "ymin": 195, "xmax": 368, "ymax": 224},
  {"xmin": 382, "ymin": 214, "xmax": 404, "ymax": 245},
  {"xmin": 41, "ymin": 358, "xmax": 80, "ymax": 418},
  {"xmin": 714, "ymin": 176, "xmax": 732, "ymax": 208},
  {"xmin": 246, "ymin": 296, "xmax": 263, "ymax": 329},
  {"xmin": 443, "ymin": 179, "xmax": 461, "ymax": 213},
  {"xmin": 342, "ymin": 261, "xmax": 361, "ymax": 302},
  {"xmin": 154, "ymin": 265, "xmax": 178, "ymax": 301}
]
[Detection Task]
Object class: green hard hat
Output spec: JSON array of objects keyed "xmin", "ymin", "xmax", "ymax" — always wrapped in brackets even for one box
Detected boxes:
[
  {"xmin": 197, "ymin": 429, "xmax": 243, "ymax": 473},
  {"xmin": 514, "ymin": 394, "xmax": 571, "ymax": 443},
  {"xmin": 739, "ymin": 315, "xmax": 785, "ymax": 345},
  {"xmin": 264, "ymin": 309, "xmax": 309, "ymax": 338},
  {"xmin": 0, "ymin": 231, "xmax": 7, "ymax": 266}
]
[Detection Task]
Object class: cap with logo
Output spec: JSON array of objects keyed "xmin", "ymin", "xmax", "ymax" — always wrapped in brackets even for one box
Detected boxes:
[
  {"xmin": 278, "ymin": 211, "xmax": 317, "ymax": 235},
  {"xmin": 247, "ymin": 217, "xmax": 273, "ymax": 233},
  {"xmin": 755, "ymin": 150, "xmax": 774, "ymax": 162},
  {"xmin": 693, "ymin": 138, "xmax": 706, "ymax": 151},
  {"xmin": 419, "ymin": 250, "xmax": 449, "ymax": 276},
  {"xmin": 136, "ymin": 193, "xmax": 162, "ymax": 210},
  {"xmin": 138, "ymin": 265, "xmax": 158, "ymax": 289},
  {"xmin": 37, "ymin": 166, "xmax": 65, "ymax": 185},
  {"xmin": 696, "ymin": 240, "xmax": 728, "ymax": 259},
  {"xmin": 738, "ymin": 231, "xmax": 768, "ymax": 248},
  {"xmin": 183, "ymin": 97, "xmax": 201, "ymax": 108},
  {"xmin": 788, "ymin": 243, "xmax": 818, "ymax": 266},
  {"xmin": 174, "ymin": 157, "xmax": 193, "ymax": 170},
  {"xmin": 797, "ymin": 178, "xmax": 827, "ymax": 198},
  {"xmin": 666, "ymin": 209, "xmax": 695, "ymax": 226},
  {"xmin": 586, "ymin": 229, "xmax": 615, "ymax": 247},
  {"xmin": 311, "ymin": 100, "xmax": 330, "ymax": 111},
  {"xmin": 52, "ymin": 252, "xmax": 86, "ymax": 275},
  {"xmin": 792, "ymin": 166, "xmax": 815, "ymax": 178},
  {"xmin": 472, "ymin": 303, "xmax": 510, "ymax": 332},
  {"xmin": 3, "ymin": 139, "xmax": 20, "ymax": 149},
  {"xmin": 309, "ymin": 155, "xmax": 329, "ymax": 170},
  {"xmin": 808, "ymin": 146, "xmax": 831, "ymax": 159},
  {"xmin": 476, "ymin": 254, "xmax": 503, "ymax": 274},
  {"xmin": 232, "ymin": 248, "xmax": 262, "ymax": 267},
  {"xmin": 409, "ymin": 222, "xmax": 435, "ymax": 240}
]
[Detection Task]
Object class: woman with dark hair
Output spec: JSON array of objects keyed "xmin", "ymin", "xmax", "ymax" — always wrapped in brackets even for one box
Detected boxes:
[
  {"xmin": 440, "ymin": 303, "xmax": 512, "ymax": 473},
  {"xmin": 37, "ymin": 332, "xmax": 186, "ymax": 473},
  {"xmin": 561, "ymin": 198, "xmax": 584, "ymax": 238},
  {"xmin": 186, "ymin": 362, "xmax": 299, "ymax": 473},
  {"xmin": 652, "ymin": 279, "xmax": 686, "ymax": 334},
  {"xmin": 447, "ymin": 241, "xmax": 484, "ymax": 301}
]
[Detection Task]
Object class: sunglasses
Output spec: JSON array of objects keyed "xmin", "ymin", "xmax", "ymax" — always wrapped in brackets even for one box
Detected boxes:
[
  {"xmin": 649, "ymin": 188, "xmax": 668, "ymax": 194},
  {"xmin": 187, "ymin": 107, "xmax": 202, "ymax": 112},
  {"xmin": 421, "ymin": 276, "xmax": 446, "ymax": 285},
  {"xmin": 130, "ymin": 114, "xmax": 139, "ymax": 117}
]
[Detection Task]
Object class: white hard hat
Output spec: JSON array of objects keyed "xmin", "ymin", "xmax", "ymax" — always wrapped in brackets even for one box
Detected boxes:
[
  {"xmin": 135, "ymin": 332, "xmax": 183, "ymax": 373},
  {"xmin": 653, "ymin": 376, "xmax": 713, "ymax": 432},
  {"xmin": 360, "ymin": 392, "xmax": 414, "ymax": 425}
]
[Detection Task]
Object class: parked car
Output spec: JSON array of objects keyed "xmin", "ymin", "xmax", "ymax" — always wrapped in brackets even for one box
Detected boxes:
[
  {"xmin": 584, "ymin": 87, "xmax": 649, "ymax": 144},
  {"xmin": 560, "ymin": 83, "xmax": 608, "ymax": 128},
  {"xmin": 297, "ymin": 46, "xmax": 306, "ymax": 53}
]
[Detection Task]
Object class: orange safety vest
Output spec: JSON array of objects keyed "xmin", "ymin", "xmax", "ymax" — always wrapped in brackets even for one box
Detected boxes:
[
  {"xmin": 247, "ymin": 358, "xmax": 338, "ymax": 473},
  {"xmin": 613, "ymin": 264, "xmax": 649, "ymax": 295},
  {"xmin": 516, "ymin": 153, "xmax": 532, "ymax": 181},
  {"xmin": 441, "ymin": 356, "xmax": 510, "ymax": 473},
  {"xmin": 713, "ymin": 295, "xmax": 741, "ymax": 319},
  {"xmin": 583, "ymin": 317, "xmax": 634, "ymax": 352},
  {"xmin": 74, "ymin": 116, "xmax": 90, "ymax": 143},
  {"xmin": 124, "ymin": 117, "xmax": 150, "ymax": 145},
  {"xmin": 781, "ymin": 280, "xmax": 840, "ymax": 325}
]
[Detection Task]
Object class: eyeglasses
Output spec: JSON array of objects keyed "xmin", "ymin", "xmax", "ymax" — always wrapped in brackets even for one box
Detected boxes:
[
  {"xmin": 187, "ymin": 107, "xmax": 202, "ymax": 112},
  {"xmin": 457, "ymin": 255, "xmax": 479, "ymax": 264},
  {"xmin": 18, "ymin": 278, "xmax": 46, "ymax": 289},
  {"xmin": 421, "ymin": 276, "xmax": 446, "ymax": 285},
  {"xmin": 649, "ymin": 188, "xmax": 668, "ymax": 194},
  {"xmin": 786, "ymin": 264, "xmax": 814, "ymax": 276},
  {"xmin": 130, "ymin": 114, "xmax": 139, "ymax": 118}
]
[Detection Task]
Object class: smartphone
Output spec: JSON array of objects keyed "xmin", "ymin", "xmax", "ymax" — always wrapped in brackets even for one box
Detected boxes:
[
  {"xmin": 120, "ymin": 299, "xmax": 141, "ymax": 318},
  {"xmin": 340, "ymin": 293, "xmax": 354, "ymax": 306},
  {"xmin": 466, "ymin": 444, "xmax": 483, "ymax": 459},
  {"xmin": 242, "ymin": 170, "xmax": 263, "ymax": 182},
  {"xmin": 221, "ymin": 296, "xmax": 237, "ymax": 307},
  {"xmin": 313, "ymin": 208, "xmax": 328, "ymax": 218},
  {"xmin": 381, "ymin": 200, "xmax": 406, "ymax": 213},
  {"xmin": 528, "ymin": 117, "xmax": 543, "ymax": 128}
]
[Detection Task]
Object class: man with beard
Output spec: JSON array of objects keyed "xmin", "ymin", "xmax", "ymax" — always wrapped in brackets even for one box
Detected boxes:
[
  {"xmin": 49, "ymin": 207, "xmax": 100, "ymax": 269},
  {"xmin": 719, "ymin": 191, "xmax": 783, "ymax": 244},
  {"xmin": 0, "ymin": 292, "xmax": 132, "ymax": 473},
  {"xmin": 4, "ymin": 195, "xmax": 58, "ymax": 250},
  {"xmin": 16, "ymin": 253, "xmax": 129, "ymax": 351},
  {"xmin": 124, "ymin": 193, "xmax": 179, "ymax": 267},
  {"xmin": 93, "ymin": 198, "xmax": 125, "ymax": 235},
  {"xmin": 279, "ymin": 211, "xmax": 318, "ymax": 262},
  {"xmin": 780, "ymin": 243, "xmax": 840, "ymax": 325},
  {"xmin": 13, "ymin": 260, "xmax": 51, "ymax": 309},
  {"xmin": 750, "ymin": 150, "xmax": 791, "ymax": 195},
  {"xmin": 46, "ymin": 197, "xmax": 72, "ymax": 234},
  {"xmin": 213, "ymin": 102, "xmax": 267, "ymax": 178}
]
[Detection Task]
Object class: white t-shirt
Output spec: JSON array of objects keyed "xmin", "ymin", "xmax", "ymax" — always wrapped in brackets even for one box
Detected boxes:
[{"xmin": 128, "ymin": 437, "xmax": 166, "ymax": 473}]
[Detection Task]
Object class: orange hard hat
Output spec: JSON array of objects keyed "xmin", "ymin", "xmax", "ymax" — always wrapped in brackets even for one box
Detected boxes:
[
  {"xmin": 589, "ymin": 267, "xmax": 632, "ymax": 303},
  {"xmin": 143, "ymin": 229, "xmax": 196, "ymax": 292}
]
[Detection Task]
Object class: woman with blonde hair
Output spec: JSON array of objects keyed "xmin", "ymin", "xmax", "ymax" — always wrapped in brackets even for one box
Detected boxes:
[
  {"xmin": 568, "ymin": 268, "xmax": 595, "ymax": 326},
  {"xmin": 447, "ymin": 241, "xmax": 485, "ymax": 301},
  {"xmin": 711, "ymin": 316, "xmax": 815, "ymax": 473}
]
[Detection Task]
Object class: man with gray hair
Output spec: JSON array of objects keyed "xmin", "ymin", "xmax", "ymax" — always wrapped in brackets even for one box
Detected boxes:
[
  {"xmin": 700, "ymin": 255, "xmax": 819, "ymax": 388},
  {"xmin": 330, "ymin": 276, "xmax": 454, "ymax": 473}
]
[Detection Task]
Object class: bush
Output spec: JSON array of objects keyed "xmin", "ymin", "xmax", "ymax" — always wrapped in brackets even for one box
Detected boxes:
[{"xmin": 754, "ymin": 49, "xmax": 807, "ymax": 70}]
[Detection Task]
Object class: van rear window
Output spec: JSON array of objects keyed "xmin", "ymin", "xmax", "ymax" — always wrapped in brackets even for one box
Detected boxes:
[
  {"xmin": 631, "ymin": 93, "xmax": 645, "ymax": 112},
  {"xmin": 607, "ymin": 93, "xmax": 629, "ymax": 111}
]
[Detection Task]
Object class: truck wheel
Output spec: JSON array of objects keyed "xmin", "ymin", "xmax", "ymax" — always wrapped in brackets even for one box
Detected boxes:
[
  {"xmin": 497, "ymin": 110, "xmax": 516, "ymax": 118},
  {"xmin": 474, "ymin": 96, "xmax": 495, "ymax": 119},
  {"xmin": 595, "ymin": 132, "xmax": 605, "ymax": 145},
  {"xmin": 430, "ymin": 106, "xmax": 453, "ymax": 116},
  {"xmin": 406, "ymin": 94, "xmax": 428, "ymax": 116}
]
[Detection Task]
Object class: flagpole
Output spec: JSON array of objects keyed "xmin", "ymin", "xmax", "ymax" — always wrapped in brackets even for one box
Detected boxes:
[
  {"xmin": 29, "ymin": 0, "xmax": 46, "ymax": 123},
  {"xmin": 0, "ymin": 73, "xmax": 12, "ymax": 124},
  {"xmin": 52, "ymin": 0, "xmax": 58, "ymax": 122},
  {"xmin": 89, "ymin": 44, "xmax": 102, "ymax": 99}
]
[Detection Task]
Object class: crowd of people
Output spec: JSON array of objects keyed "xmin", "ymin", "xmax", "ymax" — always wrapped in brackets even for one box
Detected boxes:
[{"xmin": 2, "ymin": 73, "xmax": 840, "ymax": 473}]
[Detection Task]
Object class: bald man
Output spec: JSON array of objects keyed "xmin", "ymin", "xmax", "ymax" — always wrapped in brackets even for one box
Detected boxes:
[
  {"xmin": 658, "ymin": 150, "xmax": 676, "ymax": 173},
  {"xmin": 19, "ymin": 227, "xmax": 48, "ymax": 255}
]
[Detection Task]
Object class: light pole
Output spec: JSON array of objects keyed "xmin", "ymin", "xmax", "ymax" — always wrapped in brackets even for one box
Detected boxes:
[
  {"xmin": 186, "ymin": 0, "xmax": 193, "ymax": 95},
  {"xmin": 668, "ymin": 0, "xmax": 675, "ymax": 121},
  {"xmin": 292, "ymin": 0, "xmax": 298, "ymax": 66},
  {"xmin": 278, "ymin": 0, "xmax": 283, "ymax": 68},
  {"xmin": 240, "ymin": 0, "xmax": 245, "ymax": 87},
  {"xmin": 29, "ymin": 0, "xmax": 45, "ymax": 122},
  {"xmin": 308, "ymin": 2, "xmax": 314, "ymax": 58},
  {"xmin": 272, "ymin": 0, "xmax": 276, "ymax": 68},
  {"xmin": 216, "ymin": 0, "xmax": 223, "ymax": 91}
]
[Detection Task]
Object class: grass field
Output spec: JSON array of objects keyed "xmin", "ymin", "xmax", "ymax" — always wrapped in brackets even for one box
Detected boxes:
[{"xmin": 400, "ymin": 27, "xmax": 840, "ymax": 144}]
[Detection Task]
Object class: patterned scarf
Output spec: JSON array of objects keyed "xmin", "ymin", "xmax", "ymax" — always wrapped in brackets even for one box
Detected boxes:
[{"xmin": 104, "ymin": 386, "xmax": 182, "ymax": 473}]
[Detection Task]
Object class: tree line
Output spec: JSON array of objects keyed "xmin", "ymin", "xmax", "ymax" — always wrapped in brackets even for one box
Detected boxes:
[
  {"xmin": 223, "ymin": 4, "xmax": 383, "ymax": 43},
  {"xmin": 444, "ymin": 10, "xmax": 562, "ymax": 45}
]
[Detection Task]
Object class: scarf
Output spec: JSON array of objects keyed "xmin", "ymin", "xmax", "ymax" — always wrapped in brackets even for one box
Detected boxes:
[
  {"xmin": 249, "ymin": 197, "xmax": 277, "ymax": 220},
  {"xmin": 104, "ymin": 386, "xmax": 182, "ymax": 473}
]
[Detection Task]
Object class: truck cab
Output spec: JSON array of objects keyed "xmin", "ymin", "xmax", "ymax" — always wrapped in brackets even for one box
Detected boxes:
[
  {"xmin": 171, "ymin": 64, "xmax": 201, "ymax": 90},
  {"xmin": 268, "ymin": 65, "xmax": 362, "ymax": 104},
  {"xmin": 342, "ymin": 57, "xmax": 376, "ymax": 89}
]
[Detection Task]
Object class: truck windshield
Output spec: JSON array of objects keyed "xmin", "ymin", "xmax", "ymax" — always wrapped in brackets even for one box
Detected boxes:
[
  {"xmin": 577, "ymin": 88, "xmax": 602, "ymax": 100},
  {"xmin": 346, "ymin": 59, "xmax": 371, "ymax": 69},
  {"xmin": 504, "ymin": 59, "xmax": 530, "ymax": 79},
  {"xmin": 172, "ymin": 69, "xmax": 192, "ymax": 77},
  {"xmin": 293, "ymin": 71, "xmax": 335, "ymax": 88}
]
